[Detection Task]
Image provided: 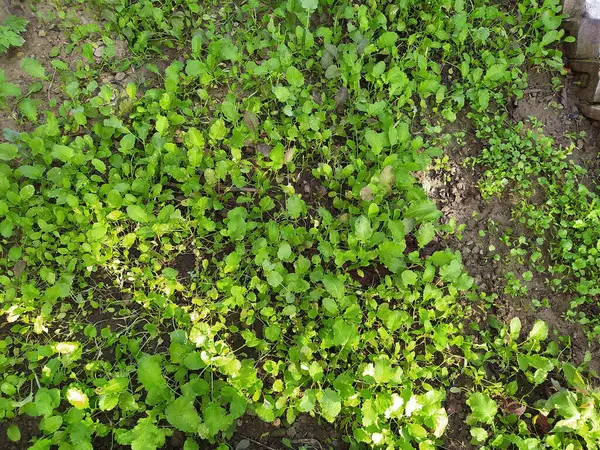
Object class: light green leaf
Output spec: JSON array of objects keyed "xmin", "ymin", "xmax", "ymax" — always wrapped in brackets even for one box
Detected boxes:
[
  {"xmin": 467, "ymin": 392, "xmax": 497, "ymax": 424},
  {"xmin": 51, "ymin": 144, "xmax": 74, "ymax": 162},
  {"xmin": 323, "ymin": 275, "xmax": 344, "ymax": 298},
  {"xmin": 19, "ymin": 98, "xmax": 38, "ymax": 121},
  {"xmin": 470, "ymin": 427, "xmax": 488, "ymax": 444},
  {"xmin": 416, "ymin": 222, "xmax": 435, "ymax": 248},
  {"xmin": 354, "ymin": 215, "xmax": 373, "ymax": 243},
  {"xmin": 209, "ymin": 119, "xmax": 227, "ymax": 140},
  {"xmin": 7, "ymin": 424, "xmax": 20, "ymax": 442},
  {"xmin": 66, "ymin": 387, "xmax": 89, "ymax": 409},
  {"xmin": 528, "ymin": 320, "xmax": 548, "ymax": 341},
  {"xmin": 405, "ymin": 200, "xmax": 441, "ymax": 222},
  {"xmin": 138, "ymin": 355, "xmax": 169, "ymax": 405},
  {"xmin": 203, "ymin": 402, "xmax": 231, "ymax": 436},
  {"xmin": 117, "ymin": 417, "xmax": 167, "ymax": 450},
  {"xmin": 40, "ymin": 415, "xmax": 62, "ymax": 434},
  {"xmin": 286, "ymin": 195, "xmax": 304, "ymax": 218},
  {"xmin": 166, "ymin": 396, "xmax": 202, "ymax": 433},
  {"xmin": 266, "ymin": 271, "xmax": 283, "ymax": 287},
  {"xmin": 273, "ymin": 85, "xmax": 291, "ymax": 102},
  {"xmin": 0, "ymin": 143, "xmax": 18, "ymax": 161},
  {"xmin": 300, "ymin": 0, "xmax": 318, "ymax": 10},
  {"xmin": 509, "ymin": 317, "xmax": 521, "ymax": 340},
  {"xmin": 127, "ymin": 205, "xmax": 150, "ymax": 223},
  {"xmin": 319, "ymin": 389, "xmax": 341, "ymax": 422},
  {"xmin": 286, "ymin": 66, "xmax": 304, "ymax": 88},
  {"xmin": 185, "ymin": 60, "xmax": 204, "ymax": 78},
  {"xmin": 21, "ymin": 57, "xmax": 46, "ymax": 79},
  {"xmin": 156, "ymin": 115, "xmax": 169, "ymax": 135}
]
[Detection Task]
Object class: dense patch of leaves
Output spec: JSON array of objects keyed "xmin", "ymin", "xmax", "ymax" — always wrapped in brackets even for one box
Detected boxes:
[{"xmin": 0, "ymin": 0, "xmax": 599, "ymax": 449}]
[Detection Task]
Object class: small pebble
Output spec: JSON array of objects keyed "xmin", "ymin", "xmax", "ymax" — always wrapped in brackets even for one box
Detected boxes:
[
  {"xmin": 94, "ymin": 46, "xmax": 104, "ymax": 57},
  {"xmin": 114, "ymin": 72, "xmax": 126, "ymax": 81}
]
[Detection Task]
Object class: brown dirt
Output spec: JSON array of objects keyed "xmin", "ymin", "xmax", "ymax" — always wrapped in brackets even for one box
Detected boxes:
[
  {"xmin": 0, "ymin": 414, "xmax": 40, "ymax": 450},
  {"xmin": 0, "ymin": 0, "xmax": 138, "ymax": 135},
  {"xmin": 228, "ymin": 414, "xmax": 348, "ymax": 450},
  {"xmin": 422, "ymin": 69, "xmax": 600, "ymax": 375}
]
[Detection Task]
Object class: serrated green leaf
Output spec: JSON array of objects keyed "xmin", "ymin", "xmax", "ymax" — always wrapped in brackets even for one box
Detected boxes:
[
  {"xmin": 467, "ymin": 393, "xmax": 497, "ymax": 424},
  {"xmin": 21, "ymin": 57, "xmax": 46, "ymax": 79},
  {"xmin": 0, "ymin": 143, "xmax": 18, "ymax": 161},
  {"xmin": 166, "ymin": 396, "xmax": 202, "ymax": 433}
]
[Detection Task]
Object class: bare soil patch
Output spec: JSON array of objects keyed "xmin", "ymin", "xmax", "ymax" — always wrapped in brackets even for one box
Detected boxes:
[{"xmin": 424, "ymin": 69, "xmax": 600, "ymax": 374}]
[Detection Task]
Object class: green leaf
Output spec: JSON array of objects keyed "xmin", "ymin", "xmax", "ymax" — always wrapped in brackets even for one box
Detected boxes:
[
  {"xmin": 185, "ymin": 60, "xmax": 204, "ymax": 78},
  {"xmin": 266, "ymin": 271, "xmax": 283, "ymax": 287},
  {"xmin": 209, "ymin": 119, "xmax": 227, "ymax": 140},
  {"xmin": 127, "ymin": 205, "xmax": 150, "ymax": 223},
  {"xmin": 183, "ymin": 352, "xmax": 204, "ymax": 370},
  {"xmin": 323, "ymin": 275, "xmax": 344, "ymax": 299},
  {"xmin": 404, "ymin": 200, "xmax": 441, "ymax": 222},
  {"xmin": 19, "ymin": 98, "xmax": 38, "ymax": 121},
  {"xmin": 484, "ymin": 64, "xmax": 507, "ymax": 82},
  {"xmin": 208, "ymin": 38, "xmax": 238, "ymax": 61},
  {"xmin": 166, "ymin": 396, "xmax": 202, "ymax": 433},
  {"xmin": 286, "ymin": 66, "xmax": 304, "ymax": 88},
  {"xmin": 332, "ymin": 319, "xmax": 357, "ymax": 347},
  {"xmin": 21, "ymin": 57, "xmax": 46, "ymax": 79},
  {"xmin": 365, "ymin": 129, "xmax": 386, "ymax": 155},
  {"xmin": 319, "ymin": 389, "xmax": 341, "ymax": 422},
  {"xmin": 118, "ymin": 417, "xmax": 167, "ymax": 450},
  {"xmin": 66, "ymin": 387, "xmax": 89, "ymax": 409},
  {"xmin": 51, "ymin": 144, "xmax": 74, "ymax": 162},
  {"xmin": 286, "ymin": 195, "xmax": 304, "ymax": 218},
  {"xmin": 509, "ymin": 317, "xmax": 521, "ymax": 340},
  {"xmin": 354, "ymin": 215, "xmax": 373, "ymax": 243},
  {"xmin": 416, "ymin": 222, "xmax": 435, "ymax": 248},
  {"xmin": 7, "ymin": 424, "xmax": 20, "ymax": 442},
  {"xmin": 99, "ymin": 380, "xmax": 127, "ymax": 411},
  {"xmin": 138, "ymin": 355, "xmax": 170, "ymax": 405},
  {"xmin": 470, "ymin": 427, "xmax": 488, "ymax": 444},
  {"xmin": 156, "ymin": 115, "xmax": 169, "ymax": 135},
  {"xmin": 203, "ymin": 402, "xmax": 231, "ymax": 436},
  {"xmin": 528, "ymin": 320, "xmax": 548, "ymax": 341},
  {"xmin": 467, "ymin": 392, "xmax": 497, "ymax": 424},
  {"xmin": 0, "ymin": 143, "xmax": 18, "ymax": 161},
  {"xmin": 300, "ymin": 0, "xmax": 318, "ymax": 10},
  {"xmin": 120, "ymin": 134, "xmax": 136, "ymax": 152},
  {"xmin": 273, "ymin": 85, "xmax": 291, "ymax": 102},
  {"xmin": 40, "ymin": 416, "xmax": 63, "ymax": 434}
]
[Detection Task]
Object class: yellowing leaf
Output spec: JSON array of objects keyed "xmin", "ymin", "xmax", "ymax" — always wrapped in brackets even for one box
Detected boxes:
[{"xmin": 66, "ymin": 387, "xmax": 89, "ymax": 409}]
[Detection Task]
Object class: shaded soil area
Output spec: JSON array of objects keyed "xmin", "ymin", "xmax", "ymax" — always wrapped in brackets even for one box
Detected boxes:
[
  {"xmin": 228, "ymin": 415, "xmax": 348, "ymax": 450},
  {"xmin": 0, "ymin": 415, "xmax": 40, "ymax": 450}
]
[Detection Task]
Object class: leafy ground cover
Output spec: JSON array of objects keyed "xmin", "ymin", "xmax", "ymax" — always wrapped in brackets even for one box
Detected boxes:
[{"xmin": 1, "ymin": 0, "xmax": 600, "ymax": 449}]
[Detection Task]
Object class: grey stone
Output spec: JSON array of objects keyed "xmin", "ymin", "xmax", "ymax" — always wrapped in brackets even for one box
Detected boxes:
[
  {"xmin": 114, "ymin": 72, "xmax": 126, "ymax": 81},
  {"xmin": 579, "ymin": 103, "xmax": 600, "ymax": 120}
]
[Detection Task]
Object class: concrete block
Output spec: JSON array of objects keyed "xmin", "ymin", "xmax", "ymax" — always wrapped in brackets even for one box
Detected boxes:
[
  {"xmin": 568, "ymin": 60, "xmax": 600, "ymax": 102},
  {"xmin": 563, "ymin": 0, "xmax": 587, "ymax": 17},
  {"xmin": 563, "ymin": 18, "xmax": 600, "ymax": 59}
]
